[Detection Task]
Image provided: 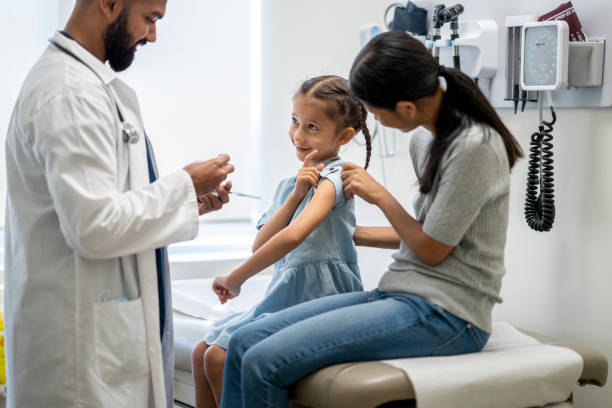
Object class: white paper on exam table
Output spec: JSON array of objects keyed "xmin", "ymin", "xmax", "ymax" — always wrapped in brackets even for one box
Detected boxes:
[{"xmin": 384, "ymin": 321, "xmax": 583, "ymax": 408}]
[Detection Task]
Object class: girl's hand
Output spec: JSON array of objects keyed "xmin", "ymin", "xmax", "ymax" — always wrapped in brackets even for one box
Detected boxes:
[
  {"xmin": 294, "ymin": 150, "xmax": 325, "ymax": 200},
  {"xmin": 342, "ymin": 162, "xmax": 387, "ymax": 204},
  {"xmin": 212, "ymin": 274, "xmax": 242, "ymax": 304}
]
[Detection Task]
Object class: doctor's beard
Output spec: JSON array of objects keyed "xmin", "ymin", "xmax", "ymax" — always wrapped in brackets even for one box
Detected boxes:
[{"xmin": 104, "ymin": 4, "xmax": 146, "ymax": 72}]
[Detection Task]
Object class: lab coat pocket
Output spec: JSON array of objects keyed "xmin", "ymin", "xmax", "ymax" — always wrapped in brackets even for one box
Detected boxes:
[{"xmin": 93, "ymin": 297, "xmax": 150, "ymax": 382}]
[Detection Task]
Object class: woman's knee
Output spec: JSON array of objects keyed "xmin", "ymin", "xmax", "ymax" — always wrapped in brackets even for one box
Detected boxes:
[
  {"xmin": 204, "ymin": 345, "xmax": 227, "ymax": 376},
  {"xmin": 192, "ymin": 340, "xmax": 208, "ymax": 371},
  {"xmin": 227, "ymin": 326, "xmax": 257, "ymax": 358}
]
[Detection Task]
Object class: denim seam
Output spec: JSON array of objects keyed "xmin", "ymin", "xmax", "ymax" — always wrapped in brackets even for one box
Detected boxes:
[
  {"xmin": 328, "ymin": 206, "xmax": 341, "ymax": 259},
  {"xmin": 432, "ymin": 324, "xmax": 468, "ymax": 355},
  {"xmin": 468, "ymin": 326, "xmax": 484, "ymax": 349}
]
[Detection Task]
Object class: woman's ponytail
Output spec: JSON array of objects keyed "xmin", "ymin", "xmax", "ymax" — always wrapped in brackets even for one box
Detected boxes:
[
  {"xmin": 350, "ymin": 30, "xmax": 523, "ymax": 193},
  {"xmin": 428, "ymin": 67, "xmax": 523, "ymax": 192}
]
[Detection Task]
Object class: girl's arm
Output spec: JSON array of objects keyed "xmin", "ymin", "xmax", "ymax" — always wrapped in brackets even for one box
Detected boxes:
[
  {"xmin": 251, "ymin": 191, "xmax": 305, "ymax": 252},
  {"xmin": 212, "ymin": 178, "xmax": 336, "ymax": 303},
  {"xmin": 342, "ymin": 162, "xmax": 453, "ymax": 266},
  {"xmin": 252, "ymin": 150, "xmax": 324, "ymax": 252},
  {"xmin": 353, "ymin": 226, "xmax": 401, "ymax": 249}
]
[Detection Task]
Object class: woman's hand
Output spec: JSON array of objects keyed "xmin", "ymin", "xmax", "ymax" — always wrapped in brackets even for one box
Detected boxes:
[
  {"xmin": 212, "ymin": 274, "xmax": 242, "ymax": 304},
  {"xmin": 294, "ymin": 150, "xmax": 325, "ymax": 200},
  {"xmin": 341, "ymin": 162, "xmax": 387, "ymax": 204}
]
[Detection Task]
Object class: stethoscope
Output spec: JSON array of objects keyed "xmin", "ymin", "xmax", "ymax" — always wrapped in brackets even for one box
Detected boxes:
[
  {"xmin": 115, "ymin": 105, "xmax": 140, "ymax": 145},
  {"xmin": 49, "ymin": 38, "xmax": 140, "ymax": 145}
]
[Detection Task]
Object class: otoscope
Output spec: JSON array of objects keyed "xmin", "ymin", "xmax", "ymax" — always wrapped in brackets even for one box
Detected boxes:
[
  {"xmin": 431, "ymin": 4, "xmax": 446, "ymax": 64},
  {"xmin": 435, "ymin": 4, "xmax": 465, "ymax": 70}
]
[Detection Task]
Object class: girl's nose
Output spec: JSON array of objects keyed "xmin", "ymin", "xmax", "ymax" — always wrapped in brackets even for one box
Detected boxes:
[{"xmin": 293, "ymin": 129, "xmax": 305, "ymax": 143}]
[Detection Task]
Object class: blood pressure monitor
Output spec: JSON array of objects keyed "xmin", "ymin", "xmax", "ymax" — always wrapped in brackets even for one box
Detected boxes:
[{"xmin": 520, "ymin": 21, "xmax": 569, "ymax": 90}]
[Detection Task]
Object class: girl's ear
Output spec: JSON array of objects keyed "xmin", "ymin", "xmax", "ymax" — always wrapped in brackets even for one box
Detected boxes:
[{"xmin": 338, "ymin": 127, "xmax": 356, "ymax": 146}]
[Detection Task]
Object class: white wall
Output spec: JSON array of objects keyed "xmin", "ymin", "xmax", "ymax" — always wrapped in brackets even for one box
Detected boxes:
[
  {"xmin": 495, "ymin": 108, "xmax": 612, "ymax": 407},
  {"xmin": 117, "ymin": 0, "xmax": 255, "ymax": 221},
  {"xmin": 260, "ymin": 1, "xmax": 611, "ymax": 406},
  {"xmin": 2, "ymin": 0, "xmax": 255, "ymax": 225}
]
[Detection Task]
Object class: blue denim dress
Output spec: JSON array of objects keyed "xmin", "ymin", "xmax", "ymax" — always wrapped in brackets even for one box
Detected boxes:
[{"xmin": 204, "ymin": 158, "xmax": 363, "ymax": 349}]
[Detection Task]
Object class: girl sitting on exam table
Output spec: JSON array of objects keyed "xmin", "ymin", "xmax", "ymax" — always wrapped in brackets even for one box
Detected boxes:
[
  {"xmin": 191, "ymin": 75, "xmax": 372, "ymax": 408},
  {"xmin": 219, "ymin": 30, "xmax": 525, "ymax": 408}
]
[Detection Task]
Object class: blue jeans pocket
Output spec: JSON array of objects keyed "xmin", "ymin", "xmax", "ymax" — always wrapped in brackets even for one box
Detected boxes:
[{"xmin": 432, "ymin": 324, "xmax": 487, "ymax": 356}]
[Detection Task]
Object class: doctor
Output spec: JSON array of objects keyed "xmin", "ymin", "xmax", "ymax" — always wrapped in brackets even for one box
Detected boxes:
[{"xmin": 4, "ymin": 0, "xmax": 233, "ymax": 407}]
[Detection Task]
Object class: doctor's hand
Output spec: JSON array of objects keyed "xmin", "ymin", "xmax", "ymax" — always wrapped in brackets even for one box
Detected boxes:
[
  {"xmin": 197, "ymin": 181, "xmax": 232, "ymax": 215},
  {"xmin": 341, "ymin": 162, "xmax": 387, "ymax": 204},
  {"xmin": 184, "ymin": 154, "xmax": 234, "ymax": 197},
  {"xmin": 294, "ymin": 150, "xmax": 325, "ymax": 200},
  {"xmin": 212, "ymin": 274, "xmax": 242, "ymax": 304}
]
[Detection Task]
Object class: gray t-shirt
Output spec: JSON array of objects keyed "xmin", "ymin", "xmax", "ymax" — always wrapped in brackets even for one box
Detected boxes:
[{"xmin": 378, "ymin": 124, "xmax": 510, "ymax": 333}]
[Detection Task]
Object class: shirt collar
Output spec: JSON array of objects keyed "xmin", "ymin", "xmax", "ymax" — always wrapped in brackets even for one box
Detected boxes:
[
  {"xmin": 321, "ymin": 156, "xmax": 341, "ymax": 167},
  {"xmin": 50, "ymin": 30, "xmax": 116, "ymax": 85}
]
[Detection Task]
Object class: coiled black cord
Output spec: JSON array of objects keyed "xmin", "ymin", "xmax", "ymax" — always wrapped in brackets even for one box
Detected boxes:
[{"xmin": 524, "ymin": 106, "xmax": 556, "ymax": 232}]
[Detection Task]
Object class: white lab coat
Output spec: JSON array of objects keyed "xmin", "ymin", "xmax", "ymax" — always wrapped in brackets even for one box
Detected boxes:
[{"xmin": 4, "ymin": 31, "xmax": 199, "ymax": 407}]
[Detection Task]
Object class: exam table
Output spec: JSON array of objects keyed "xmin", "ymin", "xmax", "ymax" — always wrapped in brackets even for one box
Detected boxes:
[
  {"xmin": 288, "ymin": 329, "xmax": 607, "ymax": 408},
  {"xmin": 172, "ymin": 277, "xmax": 608, "ymax": 408}
]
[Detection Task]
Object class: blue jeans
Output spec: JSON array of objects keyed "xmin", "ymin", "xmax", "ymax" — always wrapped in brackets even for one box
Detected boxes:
[{"xmin": 220, "ymin": 289, "xmax": 489, "ymax": 408}]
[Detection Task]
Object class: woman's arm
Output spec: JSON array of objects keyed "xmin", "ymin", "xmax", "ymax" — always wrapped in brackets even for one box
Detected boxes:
[
  {"xmin": 342, "ymin": 162, "xmax": 453, "ymax": 266},
  {"xmin": 213, "ymin": 179, "xmax": 336, "ymax": 303},
  {"xmin": 375, "ymin": 192, "xmax": 453, "ymax": 265},
  {"xmin": 353, "ymin": 226, "xmax": 400, "ymax": 249}
]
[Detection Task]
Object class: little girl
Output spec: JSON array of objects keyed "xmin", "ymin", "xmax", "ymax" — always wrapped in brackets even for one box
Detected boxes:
[{"xmin": 191, "ymin": 75, "xmax": 372, "ymax": 408}]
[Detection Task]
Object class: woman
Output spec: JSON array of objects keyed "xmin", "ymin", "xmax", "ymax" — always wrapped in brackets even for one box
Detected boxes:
[{"xmin": 220, "ymin": 30, "xmax": 523, "ymax": 408}]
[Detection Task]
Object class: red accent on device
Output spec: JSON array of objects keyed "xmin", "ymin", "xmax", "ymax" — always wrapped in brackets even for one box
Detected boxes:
[{"xmin": 538, "ymin": 1, "xmax": 587, "ymax": 42}]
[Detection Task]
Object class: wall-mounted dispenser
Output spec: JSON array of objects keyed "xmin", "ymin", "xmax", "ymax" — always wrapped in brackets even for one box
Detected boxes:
[
  {"xmin": 432, "ymin": 19, "xmax": 499, "ymax": 80},
  {"xmin": 567, "ymin": 40, "xmax": 605, "ymax": 87}
]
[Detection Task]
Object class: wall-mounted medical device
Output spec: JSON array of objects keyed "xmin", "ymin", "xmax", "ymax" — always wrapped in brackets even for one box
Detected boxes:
[
  {"xmin": 505, "ymin": 15, "xmax": 538, "ymax": 113},
  {"xmin": 369, "ymin": 1, "xmax": 612, "ymax": 108},
  {"xmin": 524, "ymin": 89, "xmax": 557, "ymax": 232},
  {"xmin": 521, "ymin": 21, "xmax": 569, "ymax": 91},
  {"xmin": 520, "ymin": 20, "xmax": 606, "ymax": 92},
  {"xmin": 518, "ymin": 21, "xmax": 567, "ymax": 232},
  {"xmin": 501, "ymin": 3, "xmax": 609, "ymax": 108},
  {"xmin": 444, "ymin": 20, "xmax": 498, "ymax": 80},
  {"xmin": 517, "ymin": 18, "xmax": 604, "ymax": 232}
]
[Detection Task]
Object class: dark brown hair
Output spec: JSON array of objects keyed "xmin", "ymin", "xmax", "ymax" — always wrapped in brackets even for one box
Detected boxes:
[
  {"xmin": 296, "ymin": 75, "xmax": 372, "ymax": 169},
  {"xmin": 349, "ymin": 31, "xmax": 523, "ymax": 193}
]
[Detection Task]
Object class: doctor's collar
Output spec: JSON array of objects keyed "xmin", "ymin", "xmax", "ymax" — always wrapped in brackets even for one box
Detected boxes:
[
  {"xmin": 60, "ymin": 31, "xmax": 75, "ymax": 41},
  {"xmin": 50, "ymin": 31, "xmax": 116, "ymax": 86}
]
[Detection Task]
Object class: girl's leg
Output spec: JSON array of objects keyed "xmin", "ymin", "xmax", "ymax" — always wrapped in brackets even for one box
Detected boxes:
[
  {"xmin": 220, "ymin": 291, "xmax": 374, "ymax": 408},
  {"xmin": 204, "ymin": 345, "xmax": 227, "ymax": 407},
  {"xmin": 225, "ymin": 292, "xmax": 488, "ymax": 408},
  {"xmin": 191, "ymin": 341, "xmax": 217, "ymax": 408}
]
